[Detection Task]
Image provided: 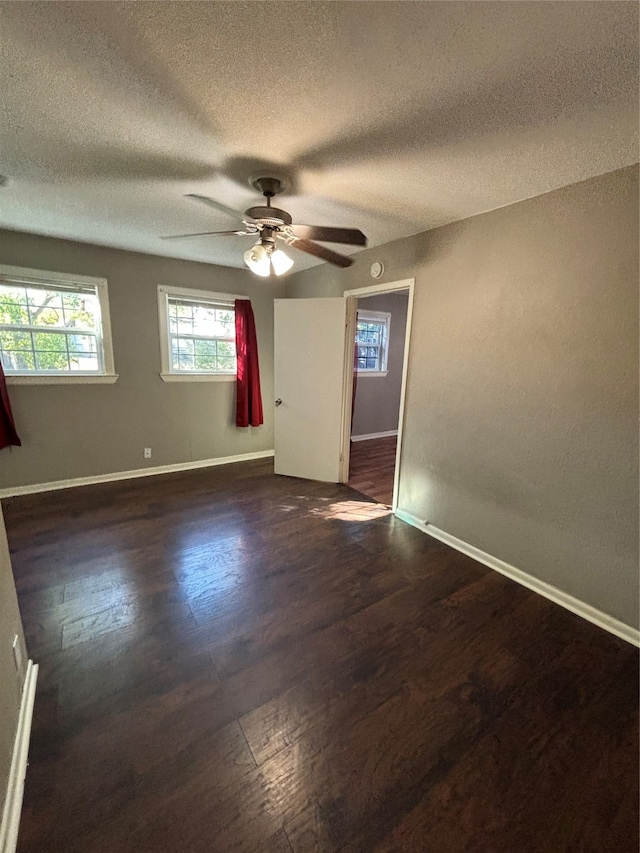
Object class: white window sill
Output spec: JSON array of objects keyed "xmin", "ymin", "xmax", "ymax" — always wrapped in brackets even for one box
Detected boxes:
[
  {"xmin": 5, "ymin": 374, "xmax": 119, "ymax": 386},
  {"xmin": 160, "ymin": 372, "xmax": 236, "ymax": 383},
  {"xmin": 357, "ymin": 370, "xmax": 388, "ymax": 379}
]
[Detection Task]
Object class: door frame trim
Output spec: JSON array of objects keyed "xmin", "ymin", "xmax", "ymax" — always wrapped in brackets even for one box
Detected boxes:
[{"xmin": 341, "ymin": 278, "xmax": 415, "ymax": 510}]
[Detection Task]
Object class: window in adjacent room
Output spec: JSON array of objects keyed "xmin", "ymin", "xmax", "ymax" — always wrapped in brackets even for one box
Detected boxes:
[
  {"xmin": 157, "ymin": 285, "xmax": 238, "ymax": 382},
  {"xmin": 0, "ymin": 265, "xmax": 116, "ymax": 384},
  {"xmin": 355, "ymin": 310, "xmax": 391, "ymax": 375}
]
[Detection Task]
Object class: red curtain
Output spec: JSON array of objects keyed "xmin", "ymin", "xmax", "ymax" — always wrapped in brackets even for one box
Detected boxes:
[
  {"xmin": 234, "ymin": 299, "xmax": 264, "ymax": 428},
  {"xmin": 0, "ymin": 361, "xmax": 21, "ymax": 450}
]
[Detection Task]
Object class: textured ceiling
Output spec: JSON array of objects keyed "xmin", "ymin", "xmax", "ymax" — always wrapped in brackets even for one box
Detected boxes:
[{"xmin": 0, "ymin": 1, "xmax": 638, "ymax": 271}]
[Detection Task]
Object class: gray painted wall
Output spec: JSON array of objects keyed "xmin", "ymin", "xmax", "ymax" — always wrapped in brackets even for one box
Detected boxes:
[
  {"xmin": 352, "ymin": 291, "xmax": 408, "ymax": 436},
  {"xmin": 0, "ymin": 232, "xmax": 285, "ymax": 489},
  {"xmin": 0, "ymin": 505, "xmax": 27, "ymax": 819},
  {"xmin": 287, "ymin": 166, "xmax": 639, "ymax": 630}
]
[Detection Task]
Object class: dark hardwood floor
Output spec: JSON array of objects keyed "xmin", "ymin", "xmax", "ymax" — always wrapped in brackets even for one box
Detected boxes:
[
  {"xmin": 348, "ymin": 436, "xmax": 397, "ymax": 505},
  {"xmin": 3, "ymin": 459, "xmax": 638, "ymax": 853}
]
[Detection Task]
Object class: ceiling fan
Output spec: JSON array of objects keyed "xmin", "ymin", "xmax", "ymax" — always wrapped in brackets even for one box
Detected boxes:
[{"xmin": 162, "ymin": 176, "xmax": 367, "ymax": 277}]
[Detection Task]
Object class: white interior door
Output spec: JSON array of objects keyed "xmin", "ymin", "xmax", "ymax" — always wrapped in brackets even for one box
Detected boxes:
[{"xmin": 274, "ymin": 298, "xmax": 348, "ymax": 482}]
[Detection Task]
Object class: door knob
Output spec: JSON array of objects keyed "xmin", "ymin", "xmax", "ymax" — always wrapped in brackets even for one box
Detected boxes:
[{"xmin": 275, "ymin": 398, "xmax": 282, "ymax": 407}]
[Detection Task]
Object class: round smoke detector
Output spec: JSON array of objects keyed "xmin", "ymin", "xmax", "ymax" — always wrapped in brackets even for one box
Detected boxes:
[{"xmin": 370, "ymin": 261, "xmax": 384, "ymax": 279}]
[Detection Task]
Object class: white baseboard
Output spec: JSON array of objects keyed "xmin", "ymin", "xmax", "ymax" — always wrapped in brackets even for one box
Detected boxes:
[
  {"xmin": 351, "ymin": 430, "xmax": 398, "ymax": 442},
  {"xmin": 394, "ymin": 509, "xmax": 640, "ymax": 648},
  {"xmin": 0, "ymin": 660, "xmax": 38, "ymax": 853},
  {"xmin": 0, "ymin": 450, "xmax": 275, "ymax": 499}
]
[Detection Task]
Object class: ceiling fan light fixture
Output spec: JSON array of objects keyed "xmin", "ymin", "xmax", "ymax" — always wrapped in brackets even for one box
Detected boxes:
[
  {"xmin": 270, "ymin": 248, "xmax": 294, "ymax": 276},
  {"xmin": 244, "ymin": 242, "xmax": 294, "ymax": 277},
  {"xmin": 244, "ymin": 243, "xmax": 271, "ymax": 277}
]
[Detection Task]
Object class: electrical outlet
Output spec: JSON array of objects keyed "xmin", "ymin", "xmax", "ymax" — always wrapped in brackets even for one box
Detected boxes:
[
  {"xmin": 12, "ymin": 635, "xmax": 22, "ymax": 671},
  {"xmin": 143, "ymin": 448, "xmax": 152, "ymax": 459}
]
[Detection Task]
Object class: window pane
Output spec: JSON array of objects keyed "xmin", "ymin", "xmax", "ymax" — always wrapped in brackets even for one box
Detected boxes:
[
  {"xmin": 0, "ymin": 287, "xmax": 26, "ymax": 305},
  {"xmin": 69, "ymin": 353, "xmax": 99, "ymax": 371},
  {"xmin": 194, "ymin": 355, "xmax": 215, "ymax": 370},
  {"xmin": 174, "ymin": 336, "xmax": 193, "ymax": 353},
  {"xmin": 0, "ymin": 330, "xmax": 31, "ymax": 350},
  {"xmin": 193, "ymin": 306, "xmax": 215, "ymax": 335},
  {"xmin": 0, "ymin": 329, "xmax": 35, "ymax": 372},
  {"xmin": 26, "ymin": 288, "xmax": 62, "ymax": 323},
  {"xmin": 174, "ymin": 354, "xmax": 194, "ymax": 370},
  {"xmin": 214, "ymin": 309, "xmax": 235, "ymax": 336},
  {"xmin": 1, "ymin": 349, "xmax": 35, "ymax": 371},
  {"xmin": 171, "ymin": 336, "xmax": 194, "ymax": 370},
  {"xmin": 31, "ymin": 306, "xmax": 65, "ymax": 327},
  {"xmin": 34, "ymin": 331, "xmax": 66, "ymax": 351},
  {"xmin": 26, "ymin": 287, "xmax": 62, "ymax": 307},
  {"xmin": 0, "ymin": 291, "xmax": 29, "ymax": 325},
  {"xmin": 68, "ymin": 334, "xmax": 97, "ymax": 354},
  {"xmin": 170, "ymin": 304, "xmax": 196, "ymax": 335},
  {"xmin": 194, "ymin": 339, "xmax": 216, "ymax": 357},
  {"xmin": 35, "ymin": 350, "xmax": 70, "ymax": 371},
  {"xmin": 194, "ymin": 339, "xmax": 217, "ymax": 370},
  {"xmin": 62, "ymin": 293, "xmax": 84, "ymax": 312}
]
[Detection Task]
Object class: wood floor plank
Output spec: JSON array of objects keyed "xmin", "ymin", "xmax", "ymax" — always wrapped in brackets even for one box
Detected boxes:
[
  {"xmin": 348, "ymin": 436, "xmax": 397, "ymax": 505},
  {"xmin": 2, "ymin": 458, "xmax": 637, "ymax": 853}
]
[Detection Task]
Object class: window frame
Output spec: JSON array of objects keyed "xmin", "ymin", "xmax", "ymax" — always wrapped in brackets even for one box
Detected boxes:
[
  {"xmin": 157, "ymin": 285, "xmax": 241, "ymax": 383},
  {"xmin": 0, "ymin": 265, "xmax": 117, "ymax": 385},
  {"xmin": 355, "ymin": 309, "xmax": 391, "ymax": 377}
]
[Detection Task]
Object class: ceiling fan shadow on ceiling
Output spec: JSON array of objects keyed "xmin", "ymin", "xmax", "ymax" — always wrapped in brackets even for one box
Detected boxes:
[{"xmin": 161, "ymin": 176, "xmax": 367, "ymax": 276}]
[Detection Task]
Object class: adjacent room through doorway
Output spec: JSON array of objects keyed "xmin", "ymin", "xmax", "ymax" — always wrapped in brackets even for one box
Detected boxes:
[{"xmin": 348, "ymin": 288, "xmax": 409, "ymax": 505}]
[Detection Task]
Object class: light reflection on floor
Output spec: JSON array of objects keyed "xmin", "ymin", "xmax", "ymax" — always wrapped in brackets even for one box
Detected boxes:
[
  {"xmin": 172, "ymin": 532, "xmax": 251, "ymax": 605},
  {"xmin": 308, "ymin": 500, "xmax": 392, "ymax": 522},
  {"xmin": 167, "ymin": 498, "xmax": 391, "ymax": 618}
]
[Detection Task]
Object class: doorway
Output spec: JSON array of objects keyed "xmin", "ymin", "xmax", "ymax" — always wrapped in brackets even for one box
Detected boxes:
[
  {"xmin": 272, "ymin": 279, "xmax": 413, "ymax": 498},
  {"xmin": 341, "ymin": 279, "xmax": 415, "ymax": 509}
]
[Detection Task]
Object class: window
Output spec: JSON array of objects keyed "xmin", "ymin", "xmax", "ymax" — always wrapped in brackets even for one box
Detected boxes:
[
  {"xmin": 0, "ymin": 265, "xmax": 116, "ymax": 384},
  {"xmin": 158, "ymin": 285, "xmax": 238, "ymax": 382},
  {"xmin": 355, "ymin": 310, "xmax": 391, "ymax": 375}
]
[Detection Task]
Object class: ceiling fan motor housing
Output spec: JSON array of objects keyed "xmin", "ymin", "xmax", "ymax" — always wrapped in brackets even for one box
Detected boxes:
[{"xmin": 245, "ymin": 206, "xmax": 292, "ymax": 227}]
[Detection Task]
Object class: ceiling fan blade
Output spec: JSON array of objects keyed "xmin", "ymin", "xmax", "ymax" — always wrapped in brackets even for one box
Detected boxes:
[
  {"xmin": 161, "ymin": 230, "xmax": 255, "ymax": 240},
  {"xmin": 283, "ymin": 235, "xmax": 354, "ymax": 268},
  {"xmin": 290, "ymin": 225, "xmax": 367, "ymax": 246},
  {"xmin": 185, "ymin": 194, "xmax": 253, "ymax": 221}
]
